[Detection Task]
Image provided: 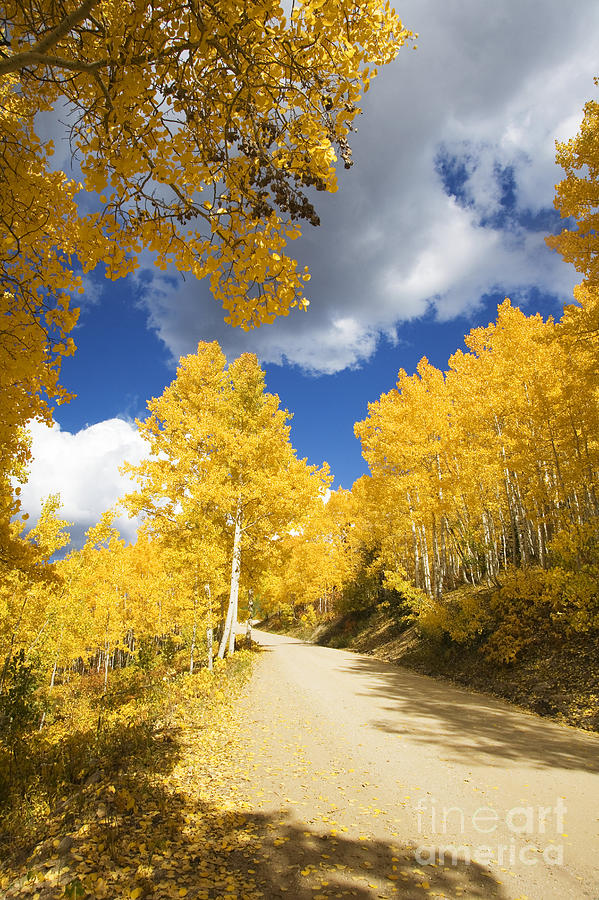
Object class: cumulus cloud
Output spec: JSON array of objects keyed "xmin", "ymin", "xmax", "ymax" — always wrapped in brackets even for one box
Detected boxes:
[
  {"xmin": 134, "ymin": 0, "xmax": 598, "ymax": 374},
  {"xmin": 20, "ymin": 419, "xmax": 149, "ymax": 549}
]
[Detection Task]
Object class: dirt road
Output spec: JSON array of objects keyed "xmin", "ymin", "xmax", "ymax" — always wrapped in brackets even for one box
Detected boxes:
[{"xmin": 233, "ymin": 629, "xmax": 599, "ymax": 899}]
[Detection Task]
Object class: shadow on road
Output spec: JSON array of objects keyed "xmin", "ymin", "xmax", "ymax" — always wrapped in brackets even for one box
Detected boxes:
[
  {"xmin": 12, "ymin": 790, "xmax": 507, "ymax": 899},
  {"xmin": 233, "ymin": 806, "xmax": 507, "ymax": 898},
  {"xmin": 335, "ymin": 654, "xmax": 599, "ymax": 774}
]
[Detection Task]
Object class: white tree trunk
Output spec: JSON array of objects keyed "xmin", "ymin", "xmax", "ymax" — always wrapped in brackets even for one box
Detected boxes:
[
  {"xmin": 218, "ymin": 500, "xmax": 243, "ymax": 658},
  {"xmin": 190, "ymin": 620, "xmax": 197, "ymax": 674},
  {"xmin": 39, "ymin": 652, "xmax": 60, "ymax": 731},
  {"xmin": 227, "ymin": 582, "xmax": 238, "ymax": 656},
  {"xmin": 205, "ymin": 583, "xmax": 213, "ymax": 671},
  {"xmin": 420, "ymin": 525, "xmax": 432, "ymax": 597}
]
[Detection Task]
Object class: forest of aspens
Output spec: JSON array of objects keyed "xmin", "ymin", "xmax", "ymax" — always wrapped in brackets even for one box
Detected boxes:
[{"xmin": 1, "ymin": 0, "xmax": 598, "ymax": 892}]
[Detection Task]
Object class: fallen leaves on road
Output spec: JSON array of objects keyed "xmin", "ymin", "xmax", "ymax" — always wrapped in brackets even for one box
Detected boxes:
[{"xmin": 1, "ymin": 649, "xmax": 507, "ymax": 899}]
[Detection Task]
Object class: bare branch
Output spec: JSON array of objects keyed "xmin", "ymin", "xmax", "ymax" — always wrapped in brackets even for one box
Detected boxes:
[{"xmin": 0, "ymin": 0, "xmax": 102, "ymax": 75}]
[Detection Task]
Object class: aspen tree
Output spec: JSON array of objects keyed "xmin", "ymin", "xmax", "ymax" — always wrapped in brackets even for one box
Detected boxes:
[
  {"xmin": 0, "ymin": 496, "xmax": 71, "ymax": 686},
  {"xmin": 124, "ymin": 342, "xmax": 330, "ymax": 656}
]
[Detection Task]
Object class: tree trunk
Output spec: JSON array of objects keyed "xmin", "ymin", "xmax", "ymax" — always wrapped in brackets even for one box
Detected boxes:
[
  {"xmin": 39, "ymin": 652, "xmax": 60, "ymax": 731},
  {"xmin": 104, "ymin": 642, "xmax": 110, "ymax": 691},
  {"xmin": 419, "ymin": 525, "xmax": 432, "ymax": 596},
  {"xmin": 205, "ymin": 583, "xmax": 213, "ymax": 671},
  {"xmin": 218, "ymin": 499, "xmax": 243, "ymax": 658},
  {"xmin": 190, "ymin": 617, "xmax": 197, "ymax": 674},
  {"xmin": 227, "ymin": 574, "xmax": 239, "ymax": 656}
]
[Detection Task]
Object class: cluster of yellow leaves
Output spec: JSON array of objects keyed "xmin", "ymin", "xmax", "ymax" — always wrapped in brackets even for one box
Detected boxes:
[
  {"xmin": 546, "ymin": 77, "xmax": 599, "ymax": 288},
  {"xmin": 0, "ymin": 496, "xmax": 73, "ymax": 676},
  {"xmin": 257, "ymin": 488, "xmax": 354, "ymax": 617},
  {"xmin": 0, "ymin": 70, "xmax": 82, "ymax": 581},
  {"xmin": 2, "ymin": 0, "xmax": 413, "ymax": 328}
]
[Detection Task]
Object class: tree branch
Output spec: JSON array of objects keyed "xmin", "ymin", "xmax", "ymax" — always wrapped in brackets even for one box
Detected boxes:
[{"xmin": 0, "ymin": 0, "xmax": 102, "ymax": 75}]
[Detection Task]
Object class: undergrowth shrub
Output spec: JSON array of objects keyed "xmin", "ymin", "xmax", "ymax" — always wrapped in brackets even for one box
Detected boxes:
[
  {"xmin": 0, "ymin": 650, "xmax": 44, "ymax": 746},
  {"xmin": 414, "ymin": 521, "xmax": 599, "ymax": 663},
  {"xmin": 300, "ymin": 606, "xmax": 318, "ymax": 629},
  {"xmin": 0, "ymin": 649, "xmax": 254, "ymax": 858}
]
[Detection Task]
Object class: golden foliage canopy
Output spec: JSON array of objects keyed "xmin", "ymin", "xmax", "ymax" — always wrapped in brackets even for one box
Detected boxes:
[
  {"xmin": 1, "ymin": 0, "xmax": 412, "ymax": 329},
  {"xmin": 547, "ymin": 79, "xmax": 599, "ymax": 287}
]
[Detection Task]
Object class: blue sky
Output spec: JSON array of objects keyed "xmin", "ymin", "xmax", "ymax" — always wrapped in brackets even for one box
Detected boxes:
[
  {"xmin": 21, "ymin": 0, "xmax": 599, "ymax": 546},
  {"xmin": 56, "ymin": 280, "xmax": 563, "ymax": 493}
]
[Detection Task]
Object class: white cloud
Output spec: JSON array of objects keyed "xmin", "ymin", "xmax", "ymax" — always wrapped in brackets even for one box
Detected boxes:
[
  {"xmin": 20, "ymin": 419, "xmax": 149, "ymax": 548},
  {"xmin": 128, "ymin": 0, "xmax": 599, "ymax": 374},
  {"xmin": 380, "ymin": 199, "xmax": 500, "ymax": 305}
]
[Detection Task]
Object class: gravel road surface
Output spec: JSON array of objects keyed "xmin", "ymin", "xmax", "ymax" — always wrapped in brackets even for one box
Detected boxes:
[{"xmin": 233, "ymin": 629, "xmax": 599, "ymax": 899}]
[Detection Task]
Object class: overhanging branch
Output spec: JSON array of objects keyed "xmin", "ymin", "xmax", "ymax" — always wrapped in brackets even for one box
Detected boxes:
[{"xmin": 0, "ymin": 0, "xmax": 102, "ymax": 76}]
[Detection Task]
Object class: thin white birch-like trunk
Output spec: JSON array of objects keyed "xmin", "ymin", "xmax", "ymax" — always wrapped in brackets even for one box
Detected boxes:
[
  {"xmin": 104, "ymin": 641, "xmax": 110, "ymax": 690},
  {"xmin": 432, "ymin": 518, "xmax": 441, "ymax": 598},
  {"xmin": 205, "ymin": 583, "xmax": 213, "ymax": 671},
  {"xmin": 227, "ymin": 586, "xmax": 238, "ymax": 656},
  {"xmin": 407, "ymin": 492, "xmax": 420, "ymax": 588},
  {"xmin": 218, "ymin": 499, "xmax": 243, "ymax": 658},
  {"xmin": 39, "ymin": 649, "xmax": 60, "ymax": 731},
  {"xmin": 419, "ymin": 524, "xmax": 432, "ymax": 597},
  {"xmin": 190, "ymin": 611, "xmax": 197, "ymax": 674}
]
